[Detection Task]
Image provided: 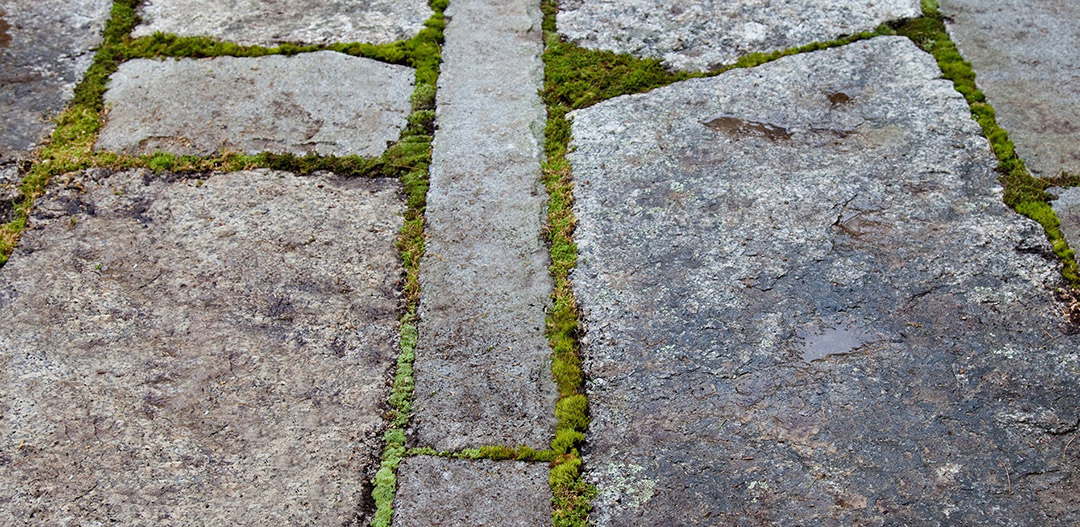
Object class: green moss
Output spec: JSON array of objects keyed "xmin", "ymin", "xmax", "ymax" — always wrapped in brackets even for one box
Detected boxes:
[
  {"xmin": 403, "ymin": 446, "xmax": 556, "ymax": 463},
  {"xmin": 892, "ymin": 4, "xmax": 1080, "ymax": 285}
]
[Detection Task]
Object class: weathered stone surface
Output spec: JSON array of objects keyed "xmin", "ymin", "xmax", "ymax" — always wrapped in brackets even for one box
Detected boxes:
[
  {"xmin": 570, "ymin": 37, "xmax": 1080, "ymax": 525},
  {"xmin": 942, "ymin": 0, "xmax": 1080, "ymax": 178},
  {"xmin": 1052, "ymin": 188, "xmax": 1080, "ymax": 251},
  {"xmin": 134, "ymin": 0, "xmax": 432, "ymax": 46},
  {"xmin": 96, "ymin": 51, "xmax": 413, "ymax": 158},
  {"xmin": 557, "ymin": 0, "xmax": 920, "ymax": 72},
  {"xmin": 0, "ymin": 164, "xmax": 20, "ymax": 223},
  {"xmin": 0, "ymin": 0, "xmax": 111, "ymax": 161},
  {"xmin": 410, "ymin": 0, "xmax": 556, "ymax": 450},
  {"xmin": 0, "ymin": 169, "xmax": 403, "ymax": 525},
  {"xmin": 393, "ymin": 458, "xmax": 551, "ymax": 527}
]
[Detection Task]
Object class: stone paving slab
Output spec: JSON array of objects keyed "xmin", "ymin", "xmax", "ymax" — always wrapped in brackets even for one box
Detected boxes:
[
  {"xmin": 569, "ymin": 37, "xmax": 1080, "ymax": 525},
  {"xmin": 393, "ymin": 457, "xmax": 550, "ymax": 526},
  {"xmin": 941, "ymin": 0, "xmax": 1080, "ymax": 179},
  {"xmin": 133, "ymin": 0, "xmax": 432, "ymax": 46},
  {"xmin": 0, "ymin": 0, "xmax": 111, "ymax": 161},
  {"xmin": 409, "ymin": 0, "xmax": 556, "ymax": 451},
  {"xmin": 1052, "ymin": 188, "xmax": 1080, "ymax": 252},
  {"xmin": 557, "ymin": 0, "xmax": 920, "ymax": 72},
  {"xmin": 96, "ymin": 51, "xmax": 414, "ymax": 157},
  {"xmin": 0, "ymin": 169, "xmax": 403, "ymax": 525}
]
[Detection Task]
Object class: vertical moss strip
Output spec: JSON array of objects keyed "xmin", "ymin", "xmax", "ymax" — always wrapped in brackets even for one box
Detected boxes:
[{"xmin": 369, "ymin": 1, "xmax": 447, "ymax": 525}]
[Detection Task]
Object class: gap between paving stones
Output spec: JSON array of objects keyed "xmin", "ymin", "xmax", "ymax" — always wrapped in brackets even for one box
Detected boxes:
[
  {"xmin": 539, "ymin": 0, "xmax": 1080, "ymax": 521},
  {"xmin": 0, "ymin": 0, "xmax": 444, "ymax": 265}
]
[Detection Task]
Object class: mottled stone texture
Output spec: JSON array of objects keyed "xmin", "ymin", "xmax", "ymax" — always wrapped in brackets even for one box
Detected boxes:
[
  {"xmin": 570, "ymin": 37, "xmax": 1080, "ymax": 526},
  {"xmin": 0, "ymin": 164, "xmax": 20, "ymax": 223},
  {"xmin": 96, "ymin": 52, "xmax": 414, "ymax": 157},
  {"xmin": 0, "ymin": 0, "xmax": 111, "ymax": 161},
  {"xmin": 134, "ymin": 0, "xmax": 432, "ymax": 46},
  {"xmin": 0, "ymin": 169, "xmax": 403, "ymax": 526},
  {"xmin": 410, "ymin": 0, "xmax": 556, "ymax": 450},
  {"xmin": 393, "ymin": 458, "xmax": 551, "ymax": 527},
  {"xmin": 942, "ymin": 0, "xmax": 1080, "ymax": 178},
  {"xmin": 1052, "ymin": 188, "xmax": 1080, "ymax": 252},
  {"xmin": 557, "ymin": 0, "xmax": 920, "ymax": 72}
]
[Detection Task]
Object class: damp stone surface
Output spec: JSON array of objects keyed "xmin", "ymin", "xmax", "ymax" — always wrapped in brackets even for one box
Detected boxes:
[
  {"xmin": 0, "ymin": 0, "xmax": 111, "ymax": 161},
  {"xmin": 569, "ymin": 37, "xmax": 1080, "ymax": 525},
  {"xmin": 133, "ymin": 0, "xmax": 432, "ymax": 46},
  {"xmin": 0, "ymin": 169, "xmax": 403, "ymax": 526},
  {"xmin": 557, "ymin": 0, "xmax": 920, "ymax": 72},
  {"xmin": 96, "ymin": 52, "xmax": 414, "ymax": 158},
  {"xmin": 941, "ymin": 0, "xmax": 1080, "ymax": 178},
  {"xmin": 393, "ymin": 458, "xmax": 551, "ymax": 527}
]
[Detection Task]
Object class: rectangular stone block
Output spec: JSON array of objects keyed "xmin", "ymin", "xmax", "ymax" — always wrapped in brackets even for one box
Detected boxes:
[
  {"xmin": 0, "ymin": 169, "xmax": 404, "ymax": 526},
  {"xmin": 96, "ymin": 51, "xmax": 414, "ymax": 158}
]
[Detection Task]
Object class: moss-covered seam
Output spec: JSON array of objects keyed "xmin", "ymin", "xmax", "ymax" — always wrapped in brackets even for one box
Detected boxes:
[{"xmin": 368, "ymin": 1, "xmax": 446, "ymax": 526}]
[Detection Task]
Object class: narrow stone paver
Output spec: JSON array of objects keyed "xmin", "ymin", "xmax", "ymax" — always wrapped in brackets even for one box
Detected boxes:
[
  {"xmin": 394, "ymin": 458, "xmax": 551, "ymax": 526},
  {"xmin": 96, "ymin": 51, "xmax": 414, "ymax": 157},
  {"xmin": 557, "ymin": 0, "xmax": 920, "ymax": 71},
  {"xmin": 569, "ymin": 37, "xmax": 1080, "ymax": 525},
  {"xmin": 941, "ymin": 0, "xmax": 1080, "ymax": 178},
  {"xmin": 0, "ymin": 0, "xmax": 111, "ymax": 161},
  {"xmin": 409, "ymin": 0, "xmax": 555, "ymax": 450},
  {"xmin": 0, "ymin": 169, "xmax": 403, "ymax": 526},
  {"xmin": 133, "ymin": 0, "xmax": 433, "ymax": 46}
]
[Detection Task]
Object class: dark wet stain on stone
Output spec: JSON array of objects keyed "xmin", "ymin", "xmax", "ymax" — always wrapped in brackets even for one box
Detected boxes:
[
  {"xmin": 0, "ymin": 10, "xmax": 11, "ymax": 50},
  {"xmin": 703, "ymin": 114, "xmax": 793, "ymax": 140},
  {"xmin": 797, "ymin": 324, "xmax": 871, "ymax": 362},
  {"xmin": 827, "ymin": 91, "xmax": 852, "ymax": 105}
]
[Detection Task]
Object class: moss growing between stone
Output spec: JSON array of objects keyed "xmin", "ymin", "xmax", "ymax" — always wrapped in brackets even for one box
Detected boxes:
[
  {"xmin": 892, "ymin": 0, "xmax": 1080, "ymax": 285},
  {"xmin": 368, "ymin": 2, "xmax": 446, "ymax": 526}
]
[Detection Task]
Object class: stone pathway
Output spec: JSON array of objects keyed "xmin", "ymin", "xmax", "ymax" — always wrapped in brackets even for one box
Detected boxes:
[{"xmin": 0, "ymin": 0, "xmax": 1078, "ymax": 526}]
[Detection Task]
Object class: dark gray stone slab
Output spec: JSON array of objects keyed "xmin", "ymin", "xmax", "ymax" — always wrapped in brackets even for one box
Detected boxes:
[
  {"xmin": 96, "ymin": 52, "xmax": 414, "ymax": 157},
  {"xmin": 557, "ymin": 0, "xmax": 920, "ymax": 72},
  {"xmin": 409, "ymin": 0, "xmax": 556, "ymax": 450},
  {"xmin": 569, "ymin": 37, "xmax": 1080, "ymax": 526},
  {"xmin": 393, "ymin": 457, "xmax": 551, "ymax": 527},
  {"xmin": 0, "ymin": 169, "xmax": 403, "ymax": 525},
  {"xmin": 0, "ymin": 0, "xmax": 111, "ymax": 161},
  {"xmin": 1052, "ymin": 188, "xmax": 1080, "ymax": 252},
  {"xmin": 941, "ymin": 0, "xmax": 1080, "ymax": 178},
  {"xmin": 134, "ymin": 0, "xmax": 432, "ymax": 46}
]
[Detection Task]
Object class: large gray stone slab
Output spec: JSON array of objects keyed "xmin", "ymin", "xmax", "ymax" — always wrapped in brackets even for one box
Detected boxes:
[
  {"xmin": 557, "ymin": 0, "xmax": 920, "ymax": 72},
  {"xmin": 0, "ymin": 0, "xmax": 111, "ymax": 161},
  {"xmin": 570, "ymin": 37, "xmax": 1080, "ymax": 525},
  {"xmin": 1052, "ymin": 188, "xmax": 1080, "ymax": 251},
  {"xmin": 0, "ymin": 164, "xmax": 20, "ymax": 223},
  {"xmin": 133, "ymin": 0, "xmax": 432, "ymax": 46},
  {"xmin": 409, "ymin": 0, "xmax": 556, "ymax": 450},
  {"xmin": 942, "ymin": 0, "xmax": 1080, "ymax": 178},
  {"xmin": 96, "ymin": 51, "xmax": 414, "ymax": 157},
  {"xmin": 0, "ymin": 169, "xmax": 403, "ymax": 525},
  {"xmin": 393, "ymin": 457, "xmax": 551, "ymax": 527}
]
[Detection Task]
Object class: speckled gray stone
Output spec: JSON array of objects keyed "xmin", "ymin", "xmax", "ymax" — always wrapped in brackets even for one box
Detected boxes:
[
  {"xmin": 393, "ymin": 458, "xmax": 551, "ymax": 527},
  {"xmin": 0, "ymin": 169, "xmax": 403, "ymax": 526},
  {"xmin": 941, "ymin": 0, "xmax": 1080, "ymax": 178},
  {"xmin": 0, "ymin": 164, "xmax": 19, "ymax": 223},
  {"xmin": 0, "ymin": 0, "xmax": 111, "ymax": 161},
  {"xmin": 133, "ymin": 0, "xmax": 432, "ymax": 46},
  {"xmin": 1052, "ymin": 188, "xmax": 1080, "ymax": 252},
  {"xmin": 96, "ymin": 52, "xmax": 413, "ymax": 157},
  {"xmin": 570, "ymin": 37, "xmax": 1080, "ymax": 526},
  {"xmin": 557, "ymin": 0, "xmax": 920, "ymax": 72},
  {"xmin": 409, "ymin": 0, "xmax": 556, "ymax": 450}
]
